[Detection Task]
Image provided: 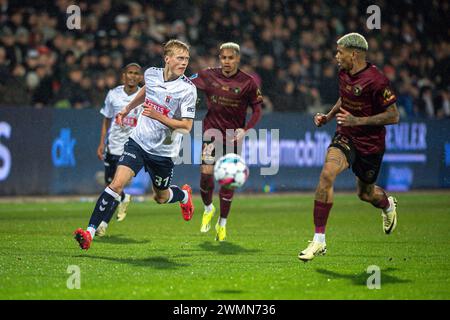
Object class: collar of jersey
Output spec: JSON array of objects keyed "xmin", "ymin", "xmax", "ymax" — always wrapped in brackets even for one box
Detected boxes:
[{"xmin": 348, "ymin": 62, "xmax": 371, "ymax": 77}]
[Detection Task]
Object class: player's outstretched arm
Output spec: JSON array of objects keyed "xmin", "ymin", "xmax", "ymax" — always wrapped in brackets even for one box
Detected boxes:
[
  {"xmin": 314, "ymin": 98, "xmax": 341, "ymax": 127},
  {"xmin": 336, "ymin": 103, "xmax": 400, "ymax": 126},
  {"xmin": 116, "ymin": 86, "xmax": 146, "ymax": 125}
]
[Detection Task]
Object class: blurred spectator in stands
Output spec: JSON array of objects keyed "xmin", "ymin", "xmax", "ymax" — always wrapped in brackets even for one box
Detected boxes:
[
  {"xmin": 318, "ymin": 64, "xmax": 338, "ymax": 107},
  {"xmin": 417, "ymin": 86, "xmax": 436, "ymax": 118},
  {"xmin": 397, "ymin": 83, "xmax": 417, "ymax": 118},
  {"xmin": 32, "ymin": 63, "xmax": 55, "ymax": 108},
  {"xmin": 1, "ymin": 26, "xmax": 19, "ymax": 66},
  {"xmin": 54, "ymin": 67, "xmax": 89, "ymax": 109},
  {"xmin": 0, "ymin": 45, "xmax": 9, "ymax": 77},
  {"xmin": 0, "ymin": 63, "xmax": 30, "ymax": 106},
  {"xmin": 435, "ymin": 90, "xmax": 450, "ymax": 119},
  {"xmin": 256, "ymin": 54, "xmax": 276, "ymax": 102},
  {"xmin": 273, "ymin": 80, "xmax": 297, "ymax": 112}
]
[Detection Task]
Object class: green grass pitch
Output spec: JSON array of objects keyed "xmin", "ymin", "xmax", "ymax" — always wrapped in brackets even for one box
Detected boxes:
[{"xmin": 0, "ymin": 193, "xmax": 449, "ymax": 299}]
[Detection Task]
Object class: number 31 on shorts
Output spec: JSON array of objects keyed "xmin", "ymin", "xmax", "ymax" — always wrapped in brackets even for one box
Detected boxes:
[{"xmin": 154, "ymin": 175, "xmax": 170, "ymax": 188}]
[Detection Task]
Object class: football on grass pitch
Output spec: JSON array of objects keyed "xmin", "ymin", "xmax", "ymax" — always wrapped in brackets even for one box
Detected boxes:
[{"xmin": 214, "ymin": 153, "xmax": 249, "ymax": 189}]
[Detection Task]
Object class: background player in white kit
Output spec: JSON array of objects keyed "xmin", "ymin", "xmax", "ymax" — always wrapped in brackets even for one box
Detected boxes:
[
  {"xmin": 74, "ymin": 40, "xmax": 196, "ymax": 250},
  {"xmin": 95, "ymin": 63, "xmax": 143, "ymax": 237}
]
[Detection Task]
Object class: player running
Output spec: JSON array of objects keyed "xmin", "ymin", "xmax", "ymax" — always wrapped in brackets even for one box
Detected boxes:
[
  {"xmin": 190, "ymin": 42, "xmax": 263, "ymax": 241},
  {"xmin": 298, "ymin": 33, "xmax": 400, "ymax": 262},
  {"xmin": 74, "ymin": 40, "xmax": 196, "ymax": 250},
  {"xmin": 95, "ymin": 63, "xmax": 143, "ymax": 237}
]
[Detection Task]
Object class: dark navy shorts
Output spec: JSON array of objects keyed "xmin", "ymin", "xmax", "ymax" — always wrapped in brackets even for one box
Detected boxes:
[
  {"xmin": 329, "ymin": 133, "xmax": 384, "ymax": 185},
  {"xmin": 118, "ymin": 138, "xmax": 174, "ymax": 190},
  {"xmin": 103, "ymin": 152, "xmax": 121, "ymax": 184}
]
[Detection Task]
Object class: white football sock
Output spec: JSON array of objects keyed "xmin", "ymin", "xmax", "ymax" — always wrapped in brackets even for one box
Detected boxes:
[
  {"xmin": 181, "ymin": 190, "xmax": 188, "ymax": 204},
  {"xmin": 167, "ymin": 188, "xmax": 174, "ymax": 203},
  {"xmin": 383, "ymin": 197, "xmax": 394, "ymax": 213},
  {"xmin": 87, "ymin": 227, "xmax": 96, "ymax": 239},
  {"xmin": 205, "ymin": 204, "xmax": 214, "ymax": 213},
  {"xmin": 219, "ymin": 217, "xmax": 227, "ymax": 227},
  {"xmin": 313, "ymin": 233, "xmax": 326, "ymax": 243}
]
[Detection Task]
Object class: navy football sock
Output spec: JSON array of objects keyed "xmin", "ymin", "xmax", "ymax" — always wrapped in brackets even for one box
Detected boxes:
[
  {"xmin": 168, "ymin": 185, "xmax": 186, "ymax": 203},
  {"xmin": 88, "ymin": 187, "xmax": 120, "ymax": 229},
  {"xmin": 101, "ymin": 200, "xmax": 120, "ymax": 224}
]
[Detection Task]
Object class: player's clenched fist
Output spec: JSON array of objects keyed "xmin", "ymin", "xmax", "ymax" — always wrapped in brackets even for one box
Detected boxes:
[
  {"xmin": 115, "ymin": 109, "xmax": 129, "ymax": 126},
  {"xmin": 314, "ymin": 113, "xmax": 328, "ymax": 127}
]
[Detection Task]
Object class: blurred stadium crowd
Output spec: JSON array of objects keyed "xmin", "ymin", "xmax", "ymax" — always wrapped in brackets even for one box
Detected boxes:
[{"xmin": 0, "ymin": 0, "xmax": 449, "ymax": 118}]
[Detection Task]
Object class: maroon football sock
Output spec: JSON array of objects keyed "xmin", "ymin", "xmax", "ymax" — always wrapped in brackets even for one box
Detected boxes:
[
  {"xmin": 314, "ymin": 200, "xmax": 333, "ymax": 234},
  {"xmin": 200, "ymin": 173, "xmax": 215, "ymax": 206},
  {"xmin": 219, "ymin": 187, "xmax": 234, "ymax": 218},
  {"xmin": 371, "ymin": 187, "xmax": 390, "ymax": 210}
]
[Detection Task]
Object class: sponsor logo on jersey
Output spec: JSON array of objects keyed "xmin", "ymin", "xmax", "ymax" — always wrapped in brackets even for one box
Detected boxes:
[
  {"xmin": 353, "ymin": 84, "xmax": 363, "ymax": 96},
  {"xmin": 145, "ymin": 98, "xmax": 170, "ymax": 116},
  {"xmin": 256, "ymin": 88, "xmax": 263, "ymax": 102},
  {"xmin": 121, "ymin": 117, "xmax": 138, "ymax": 127},
  {"xmin": 382, "ymin": 87, "xmax": 396, "ymax": 103}
]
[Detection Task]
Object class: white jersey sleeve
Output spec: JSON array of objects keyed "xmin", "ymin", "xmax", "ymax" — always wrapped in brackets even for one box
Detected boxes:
[
  {"xmin": 100, "ymin": 90, "xmax": 114, "ymax": 119},
  {"xmin": 180, "ymin": 87, "xmax": 196, "ymax": 119}
]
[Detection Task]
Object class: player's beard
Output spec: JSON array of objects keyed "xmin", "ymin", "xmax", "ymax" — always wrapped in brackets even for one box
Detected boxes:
[{"xmin": 338, "ymin": 61, "xmax": 351, "ymax": 72}]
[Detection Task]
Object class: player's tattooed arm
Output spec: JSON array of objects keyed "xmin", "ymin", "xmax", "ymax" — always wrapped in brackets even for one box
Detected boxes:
[
  {"xmin": 336, "ymin": 104, "xmax": 400, "ymax": 126},
  {"xmin": 359, "ymin": 104, "xmax": 400, "ymax": 126}
]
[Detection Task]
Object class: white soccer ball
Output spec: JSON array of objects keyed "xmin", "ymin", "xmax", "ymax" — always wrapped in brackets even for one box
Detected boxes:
[{"xmin": 214, "ymin": 153, "xmax": 249, "ymax": 189}]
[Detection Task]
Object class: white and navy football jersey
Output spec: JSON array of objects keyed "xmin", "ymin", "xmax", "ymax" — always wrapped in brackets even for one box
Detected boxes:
[
  {"xmin": 100, "ymin": 85, "xmax": 143, "ymax": 156},
  {"xmin": 130, "ymin": 67, "xmax": 197, "ymax": 158}
]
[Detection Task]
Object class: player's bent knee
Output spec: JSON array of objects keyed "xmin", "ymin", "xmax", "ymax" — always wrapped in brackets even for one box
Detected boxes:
[
  {"xmin": 320, "ymin": 169, "xmax": 337, "ymax": 187},
  {"xmin": 200, "ymin": 164, "xmax": 214, "ymax": 175}
]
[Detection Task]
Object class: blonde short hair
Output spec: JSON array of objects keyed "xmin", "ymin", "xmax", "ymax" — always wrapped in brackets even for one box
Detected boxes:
[
  {"xmin": 219, "ymin": 42, "xmax": 240, "ymax": 55},
  {"xmin": 163, "ymin": 39, "xmax": 190, "ymax": 57},
  {"xmin": 337, "ymin": 33, "xmax": 368, "ymax": 51}
]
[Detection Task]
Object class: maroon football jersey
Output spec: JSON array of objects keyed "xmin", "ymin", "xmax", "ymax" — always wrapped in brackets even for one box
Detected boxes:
[
  {"xmin": 337, "ymin": 63, "xmax": 397, "ymax": 154},
  {"xmin": 191, "ymin": 68, "xmax": 263, "ymax": 137}
]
